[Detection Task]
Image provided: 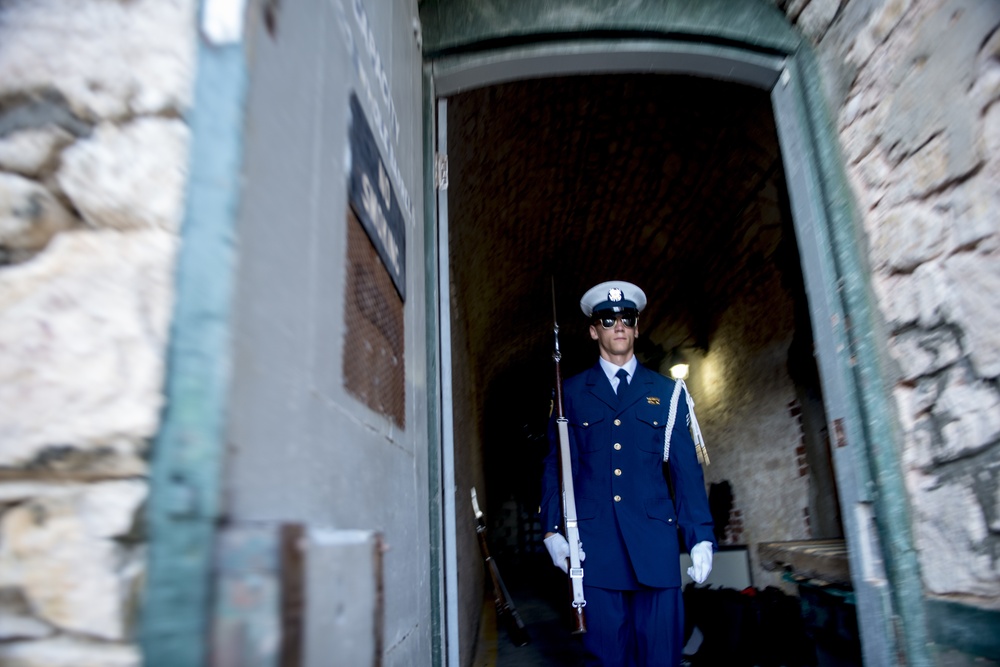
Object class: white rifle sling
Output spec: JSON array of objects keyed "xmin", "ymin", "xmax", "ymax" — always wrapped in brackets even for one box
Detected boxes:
[
  {"xmin": 662, "ymin": 378, "xmax": 710, "ymax": 466},
  {"xmin": 557, "ymin": 417, "xmax": 587, "ymax": 609}
]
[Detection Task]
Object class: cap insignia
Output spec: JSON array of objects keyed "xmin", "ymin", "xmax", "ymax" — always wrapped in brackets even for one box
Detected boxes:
[{"xmin": 608, "ymin": 288, "xmax": 623, "ymax": 302}]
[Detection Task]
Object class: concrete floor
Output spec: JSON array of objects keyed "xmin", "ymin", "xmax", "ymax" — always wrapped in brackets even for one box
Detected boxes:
[
  {"xmin": 471, "ymin": 556, "xmax": 862, "ymax": 667},
  {"xmin": 473, "ymin": 557, "xmax": 593, "ymax": 666}
]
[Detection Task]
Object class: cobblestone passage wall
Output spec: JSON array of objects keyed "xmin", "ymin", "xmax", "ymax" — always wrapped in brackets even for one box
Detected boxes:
[
  {"xmin": 779, "ymin": 0, "xmax": 1000, "ymax": 610},
  {"xmin": 0, "ymin": 0, "xmax": 195, "ymax": 663}
]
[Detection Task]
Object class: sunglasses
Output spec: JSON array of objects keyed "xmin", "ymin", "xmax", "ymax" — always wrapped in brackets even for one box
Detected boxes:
[{"xmin": 596, "ymin": 315, "xmax": 637, "ymax": 329}]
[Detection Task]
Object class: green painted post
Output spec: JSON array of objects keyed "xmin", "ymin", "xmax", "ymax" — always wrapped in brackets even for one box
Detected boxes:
[
  {"xmin": 140, "ymin": 7, "xmax": 250, "ymax": 665},
  {"xmin": 423, "ymin": 63, "xmax": 446, "ymax": 667},
  {"xmin": 793, "ymin": 49, "xmax": 932, "ymax": 667}
]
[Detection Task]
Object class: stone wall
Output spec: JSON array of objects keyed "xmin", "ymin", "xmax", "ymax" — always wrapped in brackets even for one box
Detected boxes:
[
  {"xmin": 778, "ymin": 0, "xmax": 1000, "ymax": 609},
  {"xmin": 685, "ymin": 178, "xmax": 818, "ymax": 591},
  {"xmin": 2, "ymin": 0, "xmax": 997, "ymax": 663},
  {"xmin": 0, "ymin": 0, "xmax": 195, "ymax": 663},
  {"xmin": 692, "ymin": 272, "xmax": 811, "ymax": 591}
]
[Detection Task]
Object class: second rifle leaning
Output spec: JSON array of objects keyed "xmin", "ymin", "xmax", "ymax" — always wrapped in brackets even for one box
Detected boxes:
[{"xmin": 472, "ymin": 487, "xmax": 530, "ymax": 647}]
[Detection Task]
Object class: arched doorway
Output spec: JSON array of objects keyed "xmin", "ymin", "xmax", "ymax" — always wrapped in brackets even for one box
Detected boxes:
[{"xmin": 421, "ymin": 3, "xmax": 928, "ymax": 666}]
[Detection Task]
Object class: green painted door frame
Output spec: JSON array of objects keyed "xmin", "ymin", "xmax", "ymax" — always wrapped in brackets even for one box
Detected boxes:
[
  {"xmin": 140, "ymin": 3, "xmax": 249, "ymax": 665},
  {"xmin": 419, "ymin": 2, "xmax": 931, "ymax": 666}
]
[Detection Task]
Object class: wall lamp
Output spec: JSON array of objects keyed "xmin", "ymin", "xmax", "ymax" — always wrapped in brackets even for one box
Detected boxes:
[
  {"xmin": 668, "ymin": 348, "xmax": 690, "ymax": 380},
  {"xmin": 669, "ymin": 360, "xmax": 690, "ymax": 380}
]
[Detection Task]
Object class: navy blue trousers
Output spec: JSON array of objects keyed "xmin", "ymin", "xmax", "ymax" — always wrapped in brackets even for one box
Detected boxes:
[{"xmin": 580, "ymin": 585, "xmax": 684, "ymax": 667}]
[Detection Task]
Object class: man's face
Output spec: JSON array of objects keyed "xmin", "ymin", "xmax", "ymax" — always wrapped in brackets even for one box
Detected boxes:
[{"xmin": 589, "ymin": 313, "xmax": 638, "ymax": 362}]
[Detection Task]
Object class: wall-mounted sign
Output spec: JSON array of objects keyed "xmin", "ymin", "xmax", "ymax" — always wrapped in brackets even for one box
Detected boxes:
[{"xmin": 348, "ymin": 93, "xmax": 405, "ymax": 300}]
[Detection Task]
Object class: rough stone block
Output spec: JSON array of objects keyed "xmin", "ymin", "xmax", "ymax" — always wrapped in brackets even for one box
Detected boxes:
[
  {"xmin": 882, "ymin": 0, "xmax": 998, "ymax": 180},
  {"xmin": 0, "ymin": 636, "xmax": 139, "ymax": 667},
  {"xmin": 846, "ymin": 0, "xmax": 911, "ymax": 68},
  {"xmin": 872, "ymin": 260, "xmax": 951, "ymax": 331},
  {"xmin": 0, "ymin": 482, "xmax": 77, "ymax": 506},
  {"xmin": 0, "ymin": 127, "xmax": 74, "ymax": 177},
  {"xmin": 0, "ymin": 229, "xmax": 176, "ymax": 473},
  {"xmin": 890, "ymin": 327, "xmax": 962, "ymax": 380},
  {"xmin": 783, "ymin": 0, "xmax": 810, "ymax": 21},
  {"xmin": 871, "ymin": 203, "xmax": 948, "ymax": 272},
  {"xmin": 971, "ymin": 29, "xmax": 1000, "ymax": 111},
  {"xmin": 0, "ymin": 0, "xmax": 196, "ymax": 120},
  {"xmin": 950, "ymin": 176, "xmax": 1000, "ymax": 254},
  {"xmin": 894, "ymin": 381, "xmax": 938, "ymax": 472},
  {"xmin": 796, "ymin": 0, "xmax": 840, "ymax": 41},
  {"xmin": 840, "ymin": 95, "xmax": 885, "ymax": 166},
  {"xmin": 853, "ymin": 148, "xmax": 891, "ymax": 206},
  {"xmin": 902, "ymin": 413, "xmax": 936, "ymax": 472},
  {"xmin": 913, "ymin": 261, "xmax": 952, "ymax": 328},
  {"xmin": 980, "ymin": 90, "xmax": 1000, "ymax": 157},
  {"xmin": 0, "ymin": 173, "xmax": 75, "ymax": 254},
  {"xmin": 945, "ymin": 96, "xmax": 1000, "ymax": 253},
  {"xmin": 871, "ymin": 273, "xmax": 917, "ymax": 330},
  {"xmin": 0, "ymin": 589, "xmax": 54, "ymax": 640},
  {"xmin": 57, "ymin": 118, "xmax": 189, "ymax": 232},
  {"xmin": 912, "ymin": 372, "xmax": 944, "ymax": 415},
  {"xmin": 943, "ymin": 251, "xmax": 1000, "ymax": 378},
  {"xmin": 0, "ymin": 481, "xmax": 146, "ymax": 640},
  {"xmin": 887, "ymin": 132, "xmax": 978, "ymax": 207},
  {"xmin": 908, "ymin": 470, "xmax": 998, "ymax": 598},
  {"xmin": 932, "ymin": 367, "xmax": 1000, "ymax": 463}
]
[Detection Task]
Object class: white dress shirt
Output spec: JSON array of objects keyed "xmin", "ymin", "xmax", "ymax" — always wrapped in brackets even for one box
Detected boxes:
[{"xmin": 598, "ymin": 355, "xmax": 638, "ymax": 393}]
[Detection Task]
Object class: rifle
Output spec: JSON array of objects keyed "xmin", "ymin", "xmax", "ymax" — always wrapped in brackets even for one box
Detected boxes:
[
  {"xmin": 552, "ymin": 280, "xmax": 587, "ymax": 635},
  {"xmin": 471, "ymin": 488, "xmax": 530, "ymax": 647}
]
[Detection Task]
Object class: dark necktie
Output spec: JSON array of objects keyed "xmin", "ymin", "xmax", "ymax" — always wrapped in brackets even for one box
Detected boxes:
[{"xmin": 615, "ymin": 368, "xmax": 629, "ymax": 397}]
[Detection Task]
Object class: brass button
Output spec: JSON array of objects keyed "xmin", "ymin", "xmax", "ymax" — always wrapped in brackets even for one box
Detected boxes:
[
  {"xmin": 614, "ymin": 419, "xmax": 621, "ymax": 426},
  {"xmin": 583, "ymin": 422, "xmax": 589, "ymax": 427},
  {"xmin": 614, "ymin": 443, "xmax": 621, "ymax": 450},
  {"xmin": 667, "ymin": 518, "xmax": 674, "ymax": 524},
  {"xmin": 614, "ymin": 468, "xmax": 622, "ymax": 476},
  {"xmin": 653, "ymin": 420, "xmax": 658, "ymax": 426},
  {"xmin": 613, "ymin": 495, "xmax": 622, "ymax": 502}
]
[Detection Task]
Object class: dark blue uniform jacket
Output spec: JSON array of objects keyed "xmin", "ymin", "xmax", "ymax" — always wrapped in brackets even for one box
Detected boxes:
[{"xmin": 541, "ymin": 361, "xmax": 716, "ymax": 590}]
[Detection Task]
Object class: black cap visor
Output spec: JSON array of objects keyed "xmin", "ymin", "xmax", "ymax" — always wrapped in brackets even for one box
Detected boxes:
[{"xmin": 592, "ymin": 306, "xmax": 638, "ymax": 318}]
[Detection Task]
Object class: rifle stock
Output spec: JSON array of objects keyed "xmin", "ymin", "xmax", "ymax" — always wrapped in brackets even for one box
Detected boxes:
[{"xmin": 552, "ymin": 281, "xmax": 587, "ymax": 634}]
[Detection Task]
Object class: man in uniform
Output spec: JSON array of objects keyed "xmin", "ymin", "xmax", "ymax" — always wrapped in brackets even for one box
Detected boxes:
[{"xmin": 540, "ymin": 280, "xmax": 716, "ymax": 667}]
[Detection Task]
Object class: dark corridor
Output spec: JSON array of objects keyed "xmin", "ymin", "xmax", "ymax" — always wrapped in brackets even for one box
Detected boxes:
[{"xmin": 446, "ymin": 73, "xmax": 855, "ymax": 666}]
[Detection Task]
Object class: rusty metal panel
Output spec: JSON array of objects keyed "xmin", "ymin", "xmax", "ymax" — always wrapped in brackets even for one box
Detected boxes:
[
  {"xmin": 343, "ymin": 209, "xmax": 406, "ymax": 427},
  {"xmin": 210, "ymin": 523, "xmax": 306, "ymax": 667},
  {"xmin": 280, "ymin": 524, "xmax": 306, "ymax": 667}
]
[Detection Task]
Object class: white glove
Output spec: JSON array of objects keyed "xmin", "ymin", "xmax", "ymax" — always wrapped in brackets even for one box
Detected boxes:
[
  {"xmin": 543, "ymin": 533, "xmax": 585, "ymax": 573},
  {"xmin": 687, "ymin": 541, "xmax": 714, "ymax": 584}
]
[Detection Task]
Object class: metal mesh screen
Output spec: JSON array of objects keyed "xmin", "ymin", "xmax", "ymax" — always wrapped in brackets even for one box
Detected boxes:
[{"xmin": 343, "ymin": 209, "xmax": 405, "ymax": 427}]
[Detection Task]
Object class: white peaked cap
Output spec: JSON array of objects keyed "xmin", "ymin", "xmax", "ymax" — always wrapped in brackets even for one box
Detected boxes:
[{"xmin": 580, "ymin": 280, "xmax": 647, "ymax": 317}]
